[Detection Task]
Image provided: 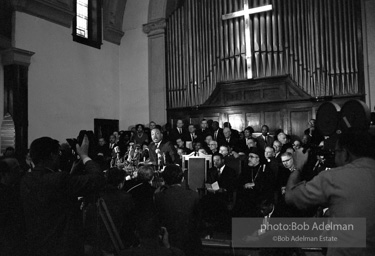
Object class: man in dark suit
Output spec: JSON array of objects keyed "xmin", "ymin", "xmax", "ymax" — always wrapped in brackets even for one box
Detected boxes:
[
  {"xmin": 148, "ymin": 127, "xmax": 177, "ymax": 166},
  {"xmin": 108, "ymin": 134, "xmax": 118, "ymax": 151},
  {"xmin": 206, "ymin": 153, "xmax": 237, "ymax": 193},
  {"xmin": 154, "ymin": 165, "xmax": 202, "ymax": 256},
  {"xmin": 126, "ymin": 165, "xmax": 156, "ymax": 220},
  {"xmin": 264, "ymin": 146, "xmax": 279, "ymax": 181},
  {"xmin": 20, "ymin": 135, "xmax": 105, "ymax": 256},
  {"xmin": 203, "ymin": 153, "xmax": 237, "ymax": 234},
  {"xmin": 170, "ymin": 119, "xmax": 190, "ymax": 144},
  {"xmin": 94, "ymin": 137, "xmax": 111, "ymax": 170},
  {"xmin": 223, "ymin": 122, "xmax": 240, "ymax": 139},
  {"xmin": 196, "ymin": 119, "xmax": 211, "ymax": 142},
  {"xmin": 220, "ymin": 127, "xmax": 243, "ymax": 153},
  {"xmin": 186, "ymin": 123, "xmax": 198, "ymax": 142},
  {"xmin": 176, "ymin": 137, "xmax": 192, "ymax": 155},
  {"xmin": 257, "ymin": 125, "xmax": 274, "ymax": 151},
  {"xmin": 211, "ymin": 121, "xmax": 225, "ymax": 144},
  {"xmin": 304, "ymin": 119, "xmax": 324, "ymax": 146}
]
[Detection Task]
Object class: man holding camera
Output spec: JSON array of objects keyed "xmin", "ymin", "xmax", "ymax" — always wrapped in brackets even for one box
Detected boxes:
[
  {"xmin": 285, "ymin": 129, "xmax": 375, "ymax": 256},
  {"xmin": 20, "ymin": 135, "xmax": 105, "ymax": 256}
]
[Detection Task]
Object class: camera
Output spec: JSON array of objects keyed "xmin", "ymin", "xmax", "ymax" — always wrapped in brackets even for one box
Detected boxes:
[{"xmin": 66, "ymin": 130, "xmax": 96, "ymax": 159}]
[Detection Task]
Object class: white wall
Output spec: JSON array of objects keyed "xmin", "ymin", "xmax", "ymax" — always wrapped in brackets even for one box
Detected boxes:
[
  {"xmin": 363, "ymin": 0, "xmax": 375, "ymax": 112},
  {"xmin": 119, "ymin": 0, "xmax": 150, "ymax": 130},
  {"xmin": 14, "ymin": 12, "xmax": 120, "ymax": 144}
]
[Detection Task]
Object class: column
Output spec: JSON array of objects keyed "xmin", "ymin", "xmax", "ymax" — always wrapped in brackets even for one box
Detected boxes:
[
  {"xmin": 1, "ymin": 47, "xmax": 34, "ymax": 157},
  {"xmin": 143, "ymin": 18, "xmax": 167, "ymax": 125}
]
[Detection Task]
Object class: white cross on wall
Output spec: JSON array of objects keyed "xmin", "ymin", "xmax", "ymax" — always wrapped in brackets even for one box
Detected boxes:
[{"xmin": 222, "ymin": 1, "xmax": 273, "ymax": 79}]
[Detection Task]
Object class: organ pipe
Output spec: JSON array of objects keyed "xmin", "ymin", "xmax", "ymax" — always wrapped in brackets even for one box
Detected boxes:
[{"xmin": 166, "ymin": 0, "xmax": 362, "ymax": 109}]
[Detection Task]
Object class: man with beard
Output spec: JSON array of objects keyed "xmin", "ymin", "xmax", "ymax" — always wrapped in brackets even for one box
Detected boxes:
[{"xmin": 234, "ymin": 148, "xmax": 275, "ymax": 217}]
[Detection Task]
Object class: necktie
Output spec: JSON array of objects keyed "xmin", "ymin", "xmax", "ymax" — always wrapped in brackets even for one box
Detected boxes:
[
  {"xmin": 264, "ymin": 136, "xmax": 268, "ymax": 145},
  {"xmin": 214, "ymin": 131, "xmax": 217, "ymax": 140},
  {"xmin": 179, "ymin": 128, "xmax": 182, "ymax": 134}
]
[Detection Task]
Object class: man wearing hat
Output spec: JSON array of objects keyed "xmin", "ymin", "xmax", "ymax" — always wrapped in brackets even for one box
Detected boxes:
[{"xmin": 234, "ymin": 147, "xmax": 275, "ymax": 217}]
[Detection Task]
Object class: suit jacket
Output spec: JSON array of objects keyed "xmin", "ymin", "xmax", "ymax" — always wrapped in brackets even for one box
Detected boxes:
[
  {"xmin": 266, "ymin": 157, "xmax": 279, "ymax": 181},
  {"xmin": 207, "ymin": 165, "xmax": 237, "ymax": 193},
  {"xmin": 148, "ymin": 140, "xmax": 177, "ymax": 165},
  {"xmin": 186, "ymin": 132, "xmax": 198, "ymax": 143},
  {"xmin": 169, "ymin": 127, "xmax": 190, "ymax": 144},
  {"xmin": 20, "ymin": 161, "xmax": 105, "ymax": 256},
  {"xmin": 212, "ymin": 128, "xmax": 225, "ymax": 143},
  {"xmin": 230, "ymin": 128, "xmax": 240, "ymax": 139},
  {"xmin": 196, "ymin": 128, "xmax": 211, "ymax": 142},
  {"xmin": 108, "ymin": 142, "xmax": 118, "ymax": 151},
  {"xmin": 256, "ymin": 135, "xmax": 275, "ymax": 150},
  {"xmin": 154, "ymin": 185, "xmax": 202, "ymax": 256},
  {"xmin": 127, "ymin": 181, "xmax": 156, "ymax": 219},
  {"xmin": 220, "ymin": 136, "xmax": 242, "ymax": 152}
]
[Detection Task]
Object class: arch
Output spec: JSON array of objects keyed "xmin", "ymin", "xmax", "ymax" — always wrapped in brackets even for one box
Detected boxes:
[
  {"xmin": 147, "ymin": 0, "xmax": 183, "ymax": 22},
  {"xmin": 103, "ymin": 0, "xmax": 127, "ymax": 44}
]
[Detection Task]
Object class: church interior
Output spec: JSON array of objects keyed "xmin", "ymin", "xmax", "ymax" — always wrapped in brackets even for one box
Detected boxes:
[{"xmin": 1, "ymin": 0, "xmax": 375, "ymax": 255}]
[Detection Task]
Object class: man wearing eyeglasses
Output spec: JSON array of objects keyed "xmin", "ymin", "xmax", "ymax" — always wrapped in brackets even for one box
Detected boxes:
[
  {"xmin": 280, "ymin": 152, "xmax": 296, "ymax": 195},
  {"xmin": 208, "ymin": 140, "xmax": 218, "ymax": 155},
  {"xmin": 285, "ymin": 128, "xmax": 375, "ymax": 256}
]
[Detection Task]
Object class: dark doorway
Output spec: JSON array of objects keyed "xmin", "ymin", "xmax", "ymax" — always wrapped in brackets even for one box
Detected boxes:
[{"xmin": 94, "ymin": 119, "xmax": 119, "ymax": 142}]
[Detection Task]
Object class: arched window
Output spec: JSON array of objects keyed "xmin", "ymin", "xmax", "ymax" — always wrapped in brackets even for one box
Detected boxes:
[{"xmin": 73, "ymin": 0, "xmax": 102, "ymax": 49}]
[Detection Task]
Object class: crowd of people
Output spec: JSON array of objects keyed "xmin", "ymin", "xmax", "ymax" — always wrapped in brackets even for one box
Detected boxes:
[{"xmin": 1, "ymin": 118, "xmax": 375, "ymax": 256}]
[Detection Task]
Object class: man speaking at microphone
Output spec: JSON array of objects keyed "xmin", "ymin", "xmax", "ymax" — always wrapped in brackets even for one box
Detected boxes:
[{"xmin": 148, "ymin": 127, "xmax": 177, "ymax": 166}]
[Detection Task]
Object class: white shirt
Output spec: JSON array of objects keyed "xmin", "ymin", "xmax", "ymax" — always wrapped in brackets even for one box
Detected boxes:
[{"xmin": 218, "ymin": 164, "xmax": 225, "ymax": 175}]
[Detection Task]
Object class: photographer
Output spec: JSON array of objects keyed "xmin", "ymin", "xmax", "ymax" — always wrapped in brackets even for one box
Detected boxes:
[
  {"xmin": 285, "ymin": 128, "xmax": 375, "ymax": 256},
  {"xmin": 20, "ymin": 135, "xmax": 105, "ymax": 256}
]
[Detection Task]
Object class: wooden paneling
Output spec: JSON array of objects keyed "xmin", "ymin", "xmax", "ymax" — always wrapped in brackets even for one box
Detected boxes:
[
  {"xmin": 264, "ymin": 111, "xmax": 282, "ymax": 132},
  {"xmin": 290, "ymin": 110, "xmax": 311, "ymax": 138},
  {"xmin": 203, "ymin": 116, "xmax": 219, "ymax": 122},
  {"xmin": 246, "ymin": 113, "xmax": 261, "ymax": 131},
  {"xmin": 228, "ymin": 113, "xmax": 245, "ymax": 131},
  {"xmin": 189, "ymin": 117, "xmax": 201, "ymax": 125},
  {"xmin": 167, "ymin": 76, "xmax": 363, "ymax": 136}
]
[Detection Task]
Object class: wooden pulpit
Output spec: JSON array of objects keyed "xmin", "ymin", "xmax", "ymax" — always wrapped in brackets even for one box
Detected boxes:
[{"xmin": 182, "ymin": 152, "xmax": 212, "ymax": 192}]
